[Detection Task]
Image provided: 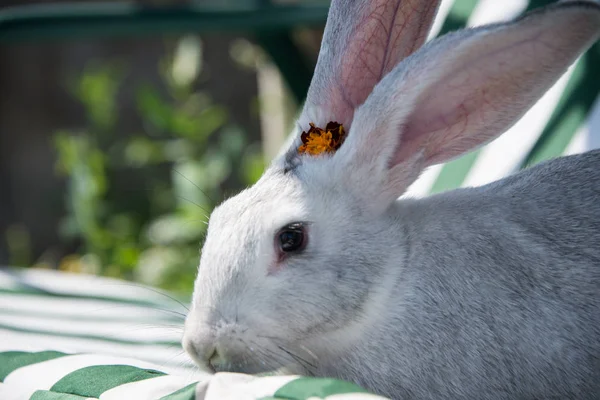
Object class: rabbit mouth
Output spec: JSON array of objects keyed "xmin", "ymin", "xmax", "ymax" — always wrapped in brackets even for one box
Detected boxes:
[
  {"xmin": 184, "ymin": 324, "xmax": 320, "ymax": 376},
  {"xmin": 210, "ymin": 336, "xmax": 319, "ymax": 376}
]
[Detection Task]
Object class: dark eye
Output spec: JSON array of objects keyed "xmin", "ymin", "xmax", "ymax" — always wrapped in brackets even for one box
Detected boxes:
[{"xmin": 277, "ymin": 223, "xmax": 307, "ymax": 253}]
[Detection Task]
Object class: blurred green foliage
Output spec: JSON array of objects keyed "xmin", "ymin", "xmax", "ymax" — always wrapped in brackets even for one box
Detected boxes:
[{"xmin": 51, "ymin": 36, "xmax": 267, "ymax": 294}]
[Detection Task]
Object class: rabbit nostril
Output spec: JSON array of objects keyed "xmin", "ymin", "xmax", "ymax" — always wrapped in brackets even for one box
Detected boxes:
[
  {"xmin": 208, "ymin": 349, "xmax": 226, "ymax": 372},
  {"xmin": 182, "ymin": 336, "xmax": 218, "ymax": 373}
]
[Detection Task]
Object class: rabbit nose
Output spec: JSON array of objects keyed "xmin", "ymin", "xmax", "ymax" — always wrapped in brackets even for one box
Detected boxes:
[
  {"xmin": 208, "ymin": 349, "xmax": 228, "ymax": 372},
  {"xmin": 182, "ymin": 334, "xmax": 217, "ymax": 373},
  {"xmin": 185, "ymin": 340, "xmax": 229, "ymax": 373}
]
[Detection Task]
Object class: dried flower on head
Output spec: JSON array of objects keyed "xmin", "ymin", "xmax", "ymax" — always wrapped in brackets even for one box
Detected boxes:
[{"xmin": 298, "ymin": 122, "xmax": 346, "ymax": 156}]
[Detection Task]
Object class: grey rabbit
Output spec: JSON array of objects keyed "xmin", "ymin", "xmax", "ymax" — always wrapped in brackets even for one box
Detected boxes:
[{"xmin": 182, "ymin": 0, "xmax": 600, "ymax": 398}]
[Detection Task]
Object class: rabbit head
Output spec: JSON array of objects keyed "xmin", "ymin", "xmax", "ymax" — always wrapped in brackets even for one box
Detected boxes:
[{"xmin": 183, "ymin": 0, "xmax": 600, "ymax": 376}]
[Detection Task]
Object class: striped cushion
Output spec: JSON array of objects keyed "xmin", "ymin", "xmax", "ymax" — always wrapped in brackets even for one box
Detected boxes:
[{"xmin": 0, "ymin": 268, "xmax": 388, "ymax": 400}]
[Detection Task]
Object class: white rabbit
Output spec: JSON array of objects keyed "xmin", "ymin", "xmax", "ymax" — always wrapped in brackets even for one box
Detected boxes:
[{"xmin": 183, "ymin": 1, "xmax": 600, "ymax": 399}]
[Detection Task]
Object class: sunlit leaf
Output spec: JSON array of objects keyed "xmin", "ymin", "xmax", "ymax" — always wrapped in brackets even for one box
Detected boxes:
[
  {"xmin": 136, "ymin": 84, "xmax": 174, "ymax": 133},
  {"xmin": 72, "ymin": 63, "xmax": 125, "ymax": 131},
  {"xmin": 124, "ymin": 136, "xmax": 165, "ymax": 167}
]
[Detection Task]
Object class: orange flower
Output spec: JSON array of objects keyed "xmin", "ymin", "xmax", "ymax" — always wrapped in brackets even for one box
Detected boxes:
[{"xmin": 298, "ymin": 121, "xmax": 346, "ymax": 156}]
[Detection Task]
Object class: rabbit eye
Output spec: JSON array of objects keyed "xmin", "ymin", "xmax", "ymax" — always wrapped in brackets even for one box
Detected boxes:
[{"xmin": 277, "ymin": 223, "xmax": 307, "ymax": 254}]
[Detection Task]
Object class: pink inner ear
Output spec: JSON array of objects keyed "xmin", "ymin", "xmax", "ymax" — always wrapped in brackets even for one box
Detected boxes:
[
  {"xmin": 388, "ymin": 25, "xmax": 559, "ymax": 168},
  {"xmin": 307, "ymin": 0, "xmax": 440, "ymax": 128},
  {"xmin": 391, "ymin": 87, "xmax": 480, "ymax": 167},
  {"xmin": 341, "ymin": 0, "xmax": 439, "ymax": 109}
]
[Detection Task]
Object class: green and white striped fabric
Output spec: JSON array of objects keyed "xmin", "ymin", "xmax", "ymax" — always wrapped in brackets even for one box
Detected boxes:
[{"xmin": 0, "ymin": 268, "xmax": 388, "ymax": 400}]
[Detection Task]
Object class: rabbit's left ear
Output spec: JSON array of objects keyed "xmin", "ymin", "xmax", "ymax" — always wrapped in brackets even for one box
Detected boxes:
[
  {"xmin": 331, "ymin": 1, "xmax": 600, "ymax": 213},
  {"xmin": 295, "ymin": 0, "xmax": 442, "ymax": 138},
  {"xmin": 276, "ymin": 0, "xmax": 441, "ymax": 168}
]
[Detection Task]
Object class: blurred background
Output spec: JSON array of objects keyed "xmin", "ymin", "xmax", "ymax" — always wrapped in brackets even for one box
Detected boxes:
[{"xmin": 0, "ymin": 0, "xmax": 599, "ymax": 296}]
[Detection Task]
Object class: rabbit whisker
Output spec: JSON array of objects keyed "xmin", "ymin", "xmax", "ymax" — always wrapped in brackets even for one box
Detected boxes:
[
  {"xmin": 277, "ymin": 345, "xmax": 317, "ymax": 371},
  {"xmin": 102, "ymin": 282, "xmax": 190, "ymax": 312},
  {"xmin": 173, "ymin": 168, "xmax": 216, "ymax": 204}
]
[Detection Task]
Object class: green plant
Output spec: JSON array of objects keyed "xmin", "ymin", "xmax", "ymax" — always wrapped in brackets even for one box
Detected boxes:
[{"xmin": 52, "ymin": 37, "xmax": 266, "ymax": 294}]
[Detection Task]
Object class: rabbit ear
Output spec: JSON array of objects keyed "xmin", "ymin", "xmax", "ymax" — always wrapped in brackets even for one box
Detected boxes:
[
  {"xmin": 331, "ymin": 1, "xmax": 600, "ymax": 213},
  {"xmin": 296, "ymin": 0, "xmax": 442, "ymax": 132}
]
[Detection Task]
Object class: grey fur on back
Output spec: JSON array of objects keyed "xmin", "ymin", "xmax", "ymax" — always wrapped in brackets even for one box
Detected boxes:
[{"xmin": 328, "ymin": 150, "xmax": 600, "ymax": 399}]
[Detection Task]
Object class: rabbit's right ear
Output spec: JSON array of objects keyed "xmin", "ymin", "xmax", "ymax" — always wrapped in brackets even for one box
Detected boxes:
[{"xmin": 331, "ymin": 1, "xmax": 600, "ymax": 214}]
